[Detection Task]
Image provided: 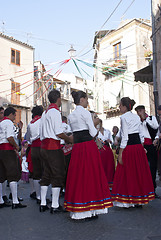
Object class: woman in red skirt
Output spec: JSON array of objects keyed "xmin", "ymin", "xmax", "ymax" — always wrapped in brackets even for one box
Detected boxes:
[
  {"xmin": 98, "ymin": 120, "xmax": 115, "ymax": 189},
  {"xmin": 111, "ymin": 97, "xmax": 155, "ymax": 208},
  {"xmin": 64, "ymin": 91, "xmax": 113, "ymax": 220}
]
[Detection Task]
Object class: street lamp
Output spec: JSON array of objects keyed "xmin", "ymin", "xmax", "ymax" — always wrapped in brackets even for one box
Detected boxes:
[{"xmin": 68, "ymin": 45, "xmax": 76, "ymax": 58}]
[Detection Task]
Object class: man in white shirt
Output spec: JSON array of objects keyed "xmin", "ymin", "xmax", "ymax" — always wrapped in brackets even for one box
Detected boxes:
[
  {"xmin": 26, "ymin": 105, "xmax": 43, "ymax": 203},
  {"xmin": 39, "ymin": 90, "xmax": 73, "ymax": 213},
  {"xmin": 135, "ymin": 105, "xmax": 159, "ymax": 196},
  {"xmin": 0, "ymin": 107, "xmax": 27, "ymax": 208},
  {"xmin": 153, "ymin": 105, "xmax": 161, "ymax": 182}
]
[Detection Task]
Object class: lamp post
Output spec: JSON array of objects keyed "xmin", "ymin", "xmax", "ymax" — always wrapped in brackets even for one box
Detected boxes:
[{"xmin": 68, "ymin": 45, "xmax": 76, "ymax": 58}]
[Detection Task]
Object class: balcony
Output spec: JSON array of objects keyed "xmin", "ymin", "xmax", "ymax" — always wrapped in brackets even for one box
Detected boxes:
[{"xmin": 102, "ymin": 56, "xmax": 127, "ymax": 77}]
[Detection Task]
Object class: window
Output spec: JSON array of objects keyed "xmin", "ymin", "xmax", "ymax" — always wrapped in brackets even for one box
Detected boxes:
[
  {"xmin": 113, "ymin": 42, "xmax": 121, "ymax": 60},
  {"xmin": 11, "ymin": 49, "xmax": 20, "ymax": 65},
  {"xmin": 11, "ymin": 81, "xmax": 20, "ymax": 105}
]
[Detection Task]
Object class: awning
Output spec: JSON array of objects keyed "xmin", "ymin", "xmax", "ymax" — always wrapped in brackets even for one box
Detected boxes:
[{"xmin": 134, "ymin": 64, "xmax": 153, "ymax": 83}]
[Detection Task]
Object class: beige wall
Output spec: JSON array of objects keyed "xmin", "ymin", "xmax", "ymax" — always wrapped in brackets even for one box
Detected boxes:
[{"xmin": 0, "ymin": 36, "xmax": 34, "ymax": 107}]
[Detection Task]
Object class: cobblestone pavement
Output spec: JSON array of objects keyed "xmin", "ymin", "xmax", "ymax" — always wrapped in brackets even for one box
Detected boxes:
[{"xmin": 0, "ymin": 181, "xmax": 161, "ymax": 240}]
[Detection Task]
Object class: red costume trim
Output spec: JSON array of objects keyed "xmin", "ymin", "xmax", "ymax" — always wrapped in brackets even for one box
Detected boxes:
[
  {"xmin": 41, "ymin": 138, "xmax": 61, "ymax": 150},
  {"xmin": 0, "ymin": 143, "xmax": 14, "ymax": 150},
  {"xmin": 45, "ymin": 103, "xmax": 60, "ymax": 113},
  {"xmin": 144, "ymin": 138, "xmax": 153, "ymax": 145},
  {"xmin": 31, "ymin": 138, "xmax": 41, "ymax": 147},
  {"xmin": 30, "ymin": 115, "xmax": 41, "ymax": 124}
]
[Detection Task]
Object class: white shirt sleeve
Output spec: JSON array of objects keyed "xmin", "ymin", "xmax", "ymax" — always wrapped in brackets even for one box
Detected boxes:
[
  {"xmin": 6, "ymin": 121, "xmax": 15, "ymax": 139},
  {"xmin": 120, "ymin": 117, "xmax": 128, "ymax": 149},
  {"xmin": 50, "ymin": 110, "xmax": 64, "ymax": 136},
  {"xmin": 139, "ymin": 121, "xmax": 144, "ymax": 144},
  {"xmin": 84, "ymin": 110, "xmax": 97, "ymax": 137},
  {"xmin": 146, "ymin": 116, "xmax": 159, "ymax": 129}
]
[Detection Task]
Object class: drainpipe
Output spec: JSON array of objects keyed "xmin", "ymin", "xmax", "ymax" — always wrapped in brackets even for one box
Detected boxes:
[{"xmin": 151, "ymin": 0, "xmax": 158, "ymax": 117}]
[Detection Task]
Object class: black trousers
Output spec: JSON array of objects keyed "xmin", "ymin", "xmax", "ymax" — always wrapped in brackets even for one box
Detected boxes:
[
  {"xmin": 0, "ymin": 150, "xmax": 21, "ymax": 183},
  {"xmin": 144, "ymin": 144, "xmax": 158, "ymax": 190},
  {"xmin": 31, "ymin": 147, "xmax": 43, "ymax": 180}
]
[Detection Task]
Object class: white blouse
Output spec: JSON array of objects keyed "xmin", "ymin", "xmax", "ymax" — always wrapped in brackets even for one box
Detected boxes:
[
  {"xmin": 68, "ymin": 105, "xmax": 97, "ymax": 138},
  {"xmin": 40, "ymin": 109, "xmax": 64, "ymax": 141},
  {"xmin": 0, "ymin": 119, "xmax": 15, "ymax": 144},
  {"xmin": 98, "ymin": 129, "xmax": 113, "ymax": 143},
  {"xmin": 120, "ymin": 111, "xmax": 144, "ymax": 149}
]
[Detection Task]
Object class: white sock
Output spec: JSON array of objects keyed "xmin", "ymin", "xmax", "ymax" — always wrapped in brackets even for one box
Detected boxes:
[
  {"xmin": 2, "ymin": 180, "xmax": 7, "ymax": 196},
  {"xmin": 51, "ymin": 187, "xmax": 61, "ymax": 208},
  {"xmin": 34, "ymin": 180, "xmax": 40, "ymax": 200},
  {"xmin": 9, "ymin": 181, "xmax": 19, "ymax": 204},
  {"xmin": 40, "ymin": 186, "xmax": 48, "ymax": 206},
  {"xmin": 0, "ymin": 183, "xmax": 4, "ymax": 204},
  {"xmin": 29, "ymin": 178, "xmax": 35, "ymax": 194}
]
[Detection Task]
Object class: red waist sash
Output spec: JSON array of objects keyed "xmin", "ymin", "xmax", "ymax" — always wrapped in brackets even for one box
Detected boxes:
[
  {"xmin": 41, "ymin": 138, "xmax": 61, "ymax": 150},
  {"xmin": 0, "ymin": 143, "xmax": 14, "ymax": 150},
  {"xmin": 144, "ymin": 138, "xmax": 153, "ymax": 145},
  {"xmin": 31, "ymin": 138, "xmax": 41, "ymax": 148}
]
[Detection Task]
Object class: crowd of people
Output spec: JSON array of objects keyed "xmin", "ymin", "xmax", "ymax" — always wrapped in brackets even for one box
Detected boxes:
[{"xmin": 0, "ymin": 89, "xmax": 160, "ymax": 221}]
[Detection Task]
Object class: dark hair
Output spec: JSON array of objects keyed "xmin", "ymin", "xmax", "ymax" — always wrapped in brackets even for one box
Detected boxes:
[
  {"xmin": 4, "ymin": 107, "xmax": 16, "ymax": 116},
  {"xmin": 71, "ymin": 91, "xmax": 87, "ymax": 105},
  {"xmin": 0, "ymin": 106, "xmax": 4, "ymax": 111},
  {"xmin": 48, "ymin": 89, "xmax": 60, "ymax": 103},
  {"xmin": 62, "ymin": 116, "xmax": 67, "ymax": 122},
  {"xmin": 31, "ymin": 105, "xmax": 43, "ymax": 117},
  {"xmin": 135, "ymin": 105, "xmax": 145, "ymax": 112},
  {"xmin": 158, "ymin": 105, "xmax": 161, "ymax": 111},
  {"xmin": 121, "ymin": 97, "xmax": 136, "ymax": 111},
  {"xmin": 113, "ymin": 126, "xmax": 119, "ymax": 132}
]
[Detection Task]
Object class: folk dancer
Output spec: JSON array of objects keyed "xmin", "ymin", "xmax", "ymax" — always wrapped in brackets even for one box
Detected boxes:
[
  {"xmin": 0, "ymin": 107, "xmax": 27, "ymax": 209},
  {"xmin": 135, "ymin": 105, "xmax": 159, "ymax": 198},
  {"xmin": 64, "ymin": 91, "xmax": 113, "ymax": 220},
  {"xmin": 112, "ymin": 98, "xmax": 155, "ymax": 208},
  {"xmin": 25, "ymin": 105, "xmax": 43, "ymax": 203},
  {"xmin": 39, "ymin": 90, "xmax": 73, "ymax": 213}
]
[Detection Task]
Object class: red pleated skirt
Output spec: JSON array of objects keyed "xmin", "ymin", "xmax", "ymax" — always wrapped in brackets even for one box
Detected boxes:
[
  {"xmin": 99, "ymin": 145, "xmax": 115, "ymax": 188},
  {"xmin": 64, "ymin": 140, "xmax": 113, "ymax": 212},
  {"xmin": 111, "ymin": 144, "xmax": 155, "ymax": 204}
]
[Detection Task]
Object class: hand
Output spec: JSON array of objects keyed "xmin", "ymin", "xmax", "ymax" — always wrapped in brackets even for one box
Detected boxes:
[
  {"xmin": 68, "ymin": 135, "xmax": 73, "ymax": 144},
  {"xmin": 153, "ymin": 139, "xmax": 158, "ymax": 146},
  {"xmin": 144, "ymin": 148, "xmax": 147, "ymax": 154},
  {"xmin": 18, "ymin": 121, "xmax": 23, "ymax": 130}
]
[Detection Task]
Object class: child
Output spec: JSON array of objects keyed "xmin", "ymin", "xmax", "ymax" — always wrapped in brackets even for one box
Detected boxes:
[{"xmin": 21, "ymin": 140, "xmax": 29, "ymax": 183}]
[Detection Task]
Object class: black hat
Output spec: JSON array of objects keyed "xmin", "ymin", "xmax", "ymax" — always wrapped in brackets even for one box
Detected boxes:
[{"xmin": 135, "ymin": 105, "xmax": 145, "ymax": 111}]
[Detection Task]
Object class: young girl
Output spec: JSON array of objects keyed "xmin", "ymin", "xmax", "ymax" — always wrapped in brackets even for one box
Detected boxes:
[
  {"xmin": 64, "ymin": 91, "xmax": 113, "ymax": 220},
  {"xmin": 21, "ymin": 140, "xmax": 29, "ymax": 183},
  {"xmin": 111, "ymin": 97, "xmax": 155, "ymax": 208}
]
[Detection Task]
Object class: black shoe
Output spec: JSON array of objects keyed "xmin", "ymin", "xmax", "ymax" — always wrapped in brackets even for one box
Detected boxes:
[
  {"xmin": 39, "ymin": 205, "xmax": 49, "ymax": 212},
  {"xmin": 155, "ymin": 193, "xmax": 161, "ymax": 199},
  {"xmin": 50, "ymin": 205, "xmax": 67, "ymax": 214},
  {"xmin": 30, "ymin": 192, "xmax": 37, "ymax": 200},
  {"xmin": 12, "ymin": 203, "xmax": 27, "ymax": 209},
  {"xmin": 85, "ymin": 215, "xmax": 99, "ymax": 221},
  {"xmin": 9, "ymin": 193, "xmax": 23, "ymax": 202},
  {"xmin": 135, "ymin": 204, "xmax": 143, "ymax": 208},
  {"xmin": 0, "ymin": 202, "xmax": 11, "ymax": 208},
  {"xmin": 2, "ymin": 195, "xmax": 10, "ymax": 204},
  {"xmin": 46, "ymin": 198, "xmax": 52, "ymax": 204},
  {"xmin": 37, "ymin": 199, "xmax": 41, "ymax": 204}
]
